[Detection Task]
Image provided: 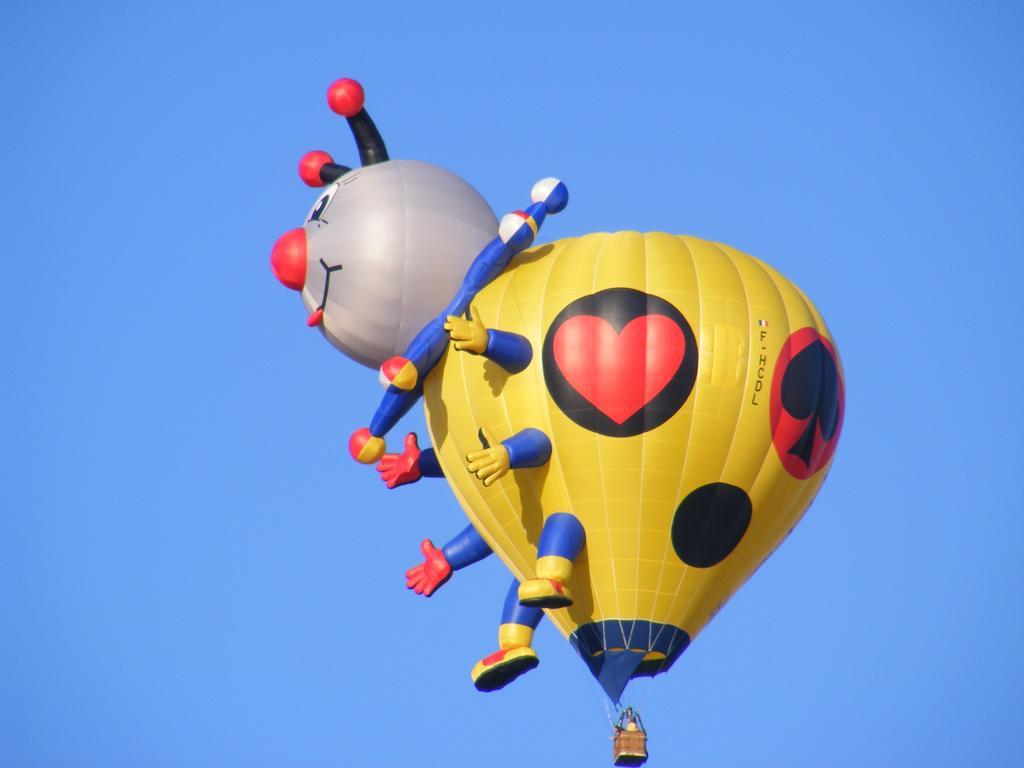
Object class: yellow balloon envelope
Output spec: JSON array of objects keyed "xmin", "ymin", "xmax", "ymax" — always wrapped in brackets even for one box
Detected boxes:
[{"xmin": 424, "ymin": 232, "xmax": 844, "ymax": 701}]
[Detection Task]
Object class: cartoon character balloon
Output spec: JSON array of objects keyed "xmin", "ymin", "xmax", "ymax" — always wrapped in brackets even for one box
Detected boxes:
[
  {"xmin": 270, "ymin": 79, "xmax": 844, "ymax": 711},
  {"xmin": 271, "ymin": 78, "xmax": 497, "ymax": 368}
]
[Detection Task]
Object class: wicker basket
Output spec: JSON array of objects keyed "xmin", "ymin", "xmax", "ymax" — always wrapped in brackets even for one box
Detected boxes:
[{"xmin": 612, "ymin": 728, "xmax": 648, "ymax": 766}]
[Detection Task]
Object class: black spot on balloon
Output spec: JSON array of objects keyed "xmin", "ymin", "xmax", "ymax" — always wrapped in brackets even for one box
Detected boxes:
[
  {"xmin": 671, "ymin": 483, "xmax": 752, "ymax": 568},
  {"xmin": 780, "ymin": 339, "xmax": 840, "ymax": 466}
]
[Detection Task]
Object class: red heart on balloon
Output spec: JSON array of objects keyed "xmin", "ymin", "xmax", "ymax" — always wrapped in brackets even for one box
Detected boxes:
[{"xmin": 552, "ymin": 315, "xmax": 686, "ymax": 424}]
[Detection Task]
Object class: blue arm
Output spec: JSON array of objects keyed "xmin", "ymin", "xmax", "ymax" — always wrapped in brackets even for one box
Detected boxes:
[
  {"xmin": 418, "ymin": 447, "xmax": 443, "ymax": 478},
  {"xmin": 441, "ymin": 523, "xmax": 493, "ymax": 570},
  {"xmin": 484, "ymin": 330, "xmax": 533, "ymax": 374},
  {"xmin": 365, "ymin": 184, "xmax": 567, "ymax": 446},
  {"xmin": 399, "ymin": 197, "xmax": 550, "ymax": 373},
  {"xmin": 366, "ymin": 240, "xmax": 511, "ymax": 440},
  {"xmin": 503, "ymin": 428, "xmax": 552, "ymax": 469}
]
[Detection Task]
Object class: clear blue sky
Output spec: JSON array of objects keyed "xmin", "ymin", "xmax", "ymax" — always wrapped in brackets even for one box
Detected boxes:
[{"xmin": 4, "ymin": 2, "xmax": 1023, "ymax": 766}]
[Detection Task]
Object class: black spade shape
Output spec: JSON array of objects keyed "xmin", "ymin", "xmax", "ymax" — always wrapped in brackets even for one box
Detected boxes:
[
  {"xmin": 780, "ymin": 339, "xmax": 840, "ymax": 466},
  {"xmin": 671, "ymin": 483, "xmax": 752, "ymax": 568}
]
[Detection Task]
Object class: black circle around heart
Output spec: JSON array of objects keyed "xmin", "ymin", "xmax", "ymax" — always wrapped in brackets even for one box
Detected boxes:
[
  {"xmin": 541, "ymin": 288, "xmax": 698, "ymax": 437},
  {"xmin": 671, "ymin": 483, "xmax": 752, "ymax": 568}
]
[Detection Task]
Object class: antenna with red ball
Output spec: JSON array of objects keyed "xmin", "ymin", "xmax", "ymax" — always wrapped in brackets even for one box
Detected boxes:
[
  {"xmin": 298, "ymin": 150, "xmax": 350, "ymax": 187},
  {"xmin": 328, "ymin": 78, "xmax": 389, "ymax": 166},
  {"xmin": 298, "ymin": 78, "xmax": 389, "ymax": 187}
]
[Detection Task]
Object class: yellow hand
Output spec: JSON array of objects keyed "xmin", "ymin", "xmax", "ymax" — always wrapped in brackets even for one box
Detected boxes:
[
  {"xmin": 443, "ymin": 305, "xmax": 488, "ymax": 354},
  {"xmin": 465, "ymin": 426, "xmax": 510, "ymax": 486}
]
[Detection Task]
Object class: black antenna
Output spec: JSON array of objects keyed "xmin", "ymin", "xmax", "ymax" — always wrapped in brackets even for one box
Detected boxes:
[
  {"xmin": 298, "ymin": 150, "xmax": 353, "ymax": 188},
  {"xmin": 327, "ymin": 78, "xmax": 389, "ymax": 166},
  {"xmin": 346, "ymin": 109, "xmax": 389, "ymax": 166}
]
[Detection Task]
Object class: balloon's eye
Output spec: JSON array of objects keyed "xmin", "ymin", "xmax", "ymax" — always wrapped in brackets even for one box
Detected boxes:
[
  {"xmin": 306, "ymin": 183, "xmax": 339, "ymax": 223},
  {"xmin": 310, "ymin": 197, "xmax": 329, "ymax": 221}
]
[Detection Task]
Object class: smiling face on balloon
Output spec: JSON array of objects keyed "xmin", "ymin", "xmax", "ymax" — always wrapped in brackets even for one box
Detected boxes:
[{"xmin": 270, "ymin": 79, "xmax": 498, "ymax": 369}]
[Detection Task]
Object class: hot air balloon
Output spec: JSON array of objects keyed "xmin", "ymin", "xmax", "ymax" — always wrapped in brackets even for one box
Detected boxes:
[
  {"xmin": 417, "ymin": 230, "xmax": 844, "ymax": 704},
  {"xmin": 270, "ymin": 76, "xmax": 844, "ymax": 764}
]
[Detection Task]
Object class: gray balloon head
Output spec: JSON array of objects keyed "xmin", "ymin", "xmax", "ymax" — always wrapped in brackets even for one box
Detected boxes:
[{"xmin": 270, "ymin": 78, "xmax": 497, "ymax": 369}]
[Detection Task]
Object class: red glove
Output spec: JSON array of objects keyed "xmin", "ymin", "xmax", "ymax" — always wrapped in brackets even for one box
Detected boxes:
[
  {"xmin": 405, "ymin": 539, "xmax": 452, "ymax": 597},
  {"xmin": 376, "ymin": 432, "xmax": 422, "ymax": 489}
]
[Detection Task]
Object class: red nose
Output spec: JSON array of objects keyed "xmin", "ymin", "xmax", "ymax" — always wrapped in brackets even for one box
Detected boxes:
[{"xmin": 270, "ymin": 228, "xmax": 307, "ymax": 290}]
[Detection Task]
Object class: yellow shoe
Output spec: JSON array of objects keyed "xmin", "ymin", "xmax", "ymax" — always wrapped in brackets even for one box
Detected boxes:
[
  {"xmin": 517, "ymin": 577, "xmax": 573, "ymax": 608},
  {"xmin": 471, "ymin": 646, "xmax": 539, "ymax": 692}
]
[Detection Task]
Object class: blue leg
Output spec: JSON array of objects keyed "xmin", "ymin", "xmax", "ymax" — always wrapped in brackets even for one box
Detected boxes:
[
  {"xmin": 501, "ymin": 578, "xmax": 543, "ymax": 629},
  {"xmin": 537, "ymin": 512, "xmax": 586, "ymax": 559},
  {"xmin": 472, "ymin": 578, "xmax": 542, "ymax": 693},
  {"xmin": 519, "ymin": 512, "xmax": 586, "ymax": 609}
]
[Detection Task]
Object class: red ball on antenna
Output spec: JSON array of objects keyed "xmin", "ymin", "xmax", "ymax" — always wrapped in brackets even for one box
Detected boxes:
[
  {"xmin": 327, "ymin": 78, "xmax": 365, "ymax": 117},
  {"xmin": 299, "ymin": 150, "xmax": 334, "ymax": 187}
]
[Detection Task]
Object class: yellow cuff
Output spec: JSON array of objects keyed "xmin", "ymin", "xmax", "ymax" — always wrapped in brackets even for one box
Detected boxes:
[
  {"xmin": 391, "ymin": 360, "xmax": 419, "ymax": 390},
  {"xmin": 536, "ymin": 555, "xmax": 573, "ymax": 582},
  {"xmin": 498, "ymin": 623, "xmax": 535, "ymax": 650}
]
